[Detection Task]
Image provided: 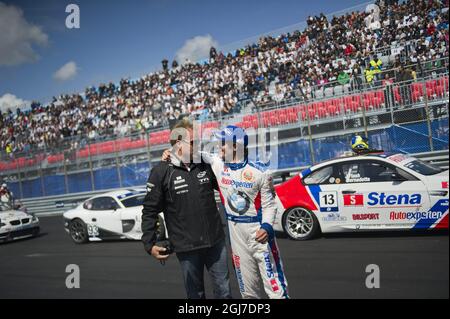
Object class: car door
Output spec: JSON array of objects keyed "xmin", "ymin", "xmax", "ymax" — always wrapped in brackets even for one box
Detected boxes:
[
  {"xmin": 336, "ymin": 159, "xmax": 430, "ymax": 229},
  {"xmin": 302, "ymin": 163, "xmax": 346, "ymax": 225},
  {"xmin": 118, "ymin": 194, "xmax": 146, "ymax": 238},
  {"xmin": 88, "ymin": 197, "xmax": 123, "ymax": 238}
]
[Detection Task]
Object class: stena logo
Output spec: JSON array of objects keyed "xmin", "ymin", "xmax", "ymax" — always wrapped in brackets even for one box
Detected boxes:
[
  {"xmin": 367, "ymin": 192, "xmax": 421, "ymax": 206},
  {"xmin": 263, "ymin": 253, "xmax": 275, "ymax": 279}
]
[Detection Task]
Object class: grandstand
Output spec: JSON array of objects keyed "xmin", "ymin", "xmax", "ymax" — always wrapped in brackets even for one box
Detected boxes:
[{"xmin": 0, "ymin": 0, "xmax": 448, "ymax": 198}]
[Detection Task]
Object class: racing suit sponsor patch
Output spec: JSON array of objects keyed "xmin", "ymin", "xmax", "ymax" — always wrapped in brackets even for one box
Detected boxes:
[
  {"xmin": 233, "ymin": 255, "xmax": 245, "ymax": 293},
  {"xmin": 221, "ymin": 177, "xmax": 254, "ymax": 188},
  {"xmin": 227, "ymin": 190, "xmax": 251, "ymax": 215},
  {"xmin": 263, "ymin": 252, "xmax": 279, "ymax": 292},
  {"xmin": 242, "ymin": 169, "xmax": 254, "ymax": 182}
]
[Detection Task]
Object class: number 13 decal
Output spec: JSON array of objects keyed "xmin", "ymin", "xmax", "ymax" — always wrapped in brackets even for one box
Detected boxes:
[{"xmin": 319, "ymin": 191, "xmax": 339, "ymax": 212}]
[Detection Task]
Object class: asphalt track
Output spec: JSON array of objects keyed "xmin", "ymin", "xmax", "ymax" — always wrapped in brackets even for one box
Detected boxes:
[{"xmin": 0, "ymin": 215, "xmax": 448, "ymax": 299}]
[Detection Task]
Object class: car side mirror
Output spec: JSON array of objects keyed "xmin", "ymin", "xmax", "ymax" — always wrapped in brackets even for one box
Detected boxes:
[{"xmin": 391, "ymin": 172, "xmax": 406, "ymax": 181}]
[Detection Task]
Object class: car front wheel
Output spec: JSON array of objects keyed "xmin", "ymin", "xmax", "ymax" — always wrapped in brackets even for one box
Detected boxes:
[
  {"xmin": 282, "ymin": 207, "xmax": 321, "ymax": 240},
  {"xmin": 69, "ymin": 219, "xmax": 88, "ymax": 244},
  {"xmin": 32, "ymin": 227, "xmax": 40, "ymax": 237}
]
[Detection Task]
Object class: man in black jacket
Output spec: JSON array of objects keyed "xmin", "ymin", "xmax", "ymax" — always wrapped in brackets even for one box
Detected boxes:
[{"xmin": 141, "ymin": 118, "xmax": 232, "ymax": 299}]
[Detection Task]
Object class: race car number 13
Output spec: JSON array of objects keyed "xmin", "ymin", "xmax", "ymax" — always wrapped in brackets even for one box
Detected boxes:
[{"xmin": 319, "ymin": 191, "xmax": 338, "ymax": 212}]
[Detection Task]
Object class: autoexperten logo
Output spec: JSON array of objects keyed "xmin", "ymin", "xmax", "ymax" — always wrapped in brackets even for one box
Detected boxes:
[
  {"xmin": 390, "ymin": 211, "xmax": 445, "ymax": 221},
  {"xmin": 221, "ymin": 178, "xmax": 254, "ymax": 188}
]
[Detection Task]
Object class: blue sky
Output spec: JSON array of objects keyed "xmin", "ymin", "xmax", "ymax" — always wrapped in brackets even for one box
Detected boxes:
[{"xmin": 0, "ymin": 0, "xmax": 371, "ymax": 107}]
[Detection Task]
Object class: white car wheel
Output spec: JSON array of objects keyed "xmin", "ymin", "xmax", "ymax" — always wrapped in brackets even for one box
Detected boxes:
[{"xmin": 282, "ymin": 207, "xmax": 320, "ymax": 240}]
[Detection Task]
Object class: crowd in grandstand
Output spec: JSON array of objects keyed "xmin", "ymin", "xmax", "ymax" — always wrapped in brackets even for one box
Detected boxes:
[{"xmin": 0, "ymin": 0, "xmax": 448, "ymax": 157}]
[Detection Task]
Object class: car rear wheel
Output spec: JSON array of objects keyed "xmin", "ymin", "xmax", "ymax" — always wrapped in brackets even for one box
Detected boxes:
[
  {"xmin": 282, "ymin": 207, "xmax": 320, "ymax": 240},
  {"xmin": 69, "ymin": 219, "xmax": 88, "ymax": 244}
]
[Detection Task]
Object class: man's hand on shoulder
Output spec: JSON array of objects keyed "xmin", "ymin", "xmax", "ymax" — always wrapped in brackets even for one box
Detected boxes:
[{"xmin": 161, "ymin": 149, "xmax": 171, "ymax": 162}]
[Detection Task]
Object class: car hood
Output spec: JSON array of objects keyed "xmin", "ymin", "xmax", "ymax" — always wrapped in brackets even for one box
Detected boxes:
[
  {"xmin": 0, "ymin": 210, "xmax": 30, "ymax": 220},
  {"xmin": 436, "ymin": 169, "xmax": 449, "ymax": 177},
  {"xmin": 63, "ymin": 208, "xmax": 78, "ymax": 218},
  {"xmin": 424, "ymin": 169, "xmax": 449, "ymax": 180},
  {"xmin": 423, "ymin": 169, "xmax": 449, "ymax": 190}
]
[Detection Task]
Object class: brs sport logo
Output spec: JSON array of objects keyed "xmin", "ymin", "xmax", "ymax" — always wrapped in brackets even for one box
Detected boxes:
[{"xmin": 367, "ymin": 192, "xmax": 421, "ymax": 206}]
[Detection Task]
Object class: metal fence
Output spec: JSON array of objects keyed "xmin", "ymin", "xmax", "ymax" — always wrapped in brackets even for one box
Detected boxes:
[{"xmin": 1, "ymin": 73, "xmax": 448, "ymax": 199}]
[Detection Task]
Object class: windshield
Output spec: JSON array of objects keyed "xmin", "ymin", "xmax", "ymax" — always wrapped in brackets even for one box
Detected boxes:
[
  {"xmin": 121, "ymin": 195, "xmax": 145, "ymax": 208},
  {"xmin": 304, "ymin": 166, "xmax": 333, "ymax": 185},
  {"xmin": 403, "ymin": 159, "xmax": 444, "ymax": 176}
]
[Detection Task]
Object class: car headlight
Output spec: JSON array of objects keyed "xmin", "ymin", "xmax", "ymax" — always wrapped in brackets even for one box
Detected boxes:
[
  {"xmin": 0, "ymin": 219, "xmax": 5, "ymax": 228},
  {"xmin": 63, "ymin": 218, "xmax": 71, "ymax": 228}
]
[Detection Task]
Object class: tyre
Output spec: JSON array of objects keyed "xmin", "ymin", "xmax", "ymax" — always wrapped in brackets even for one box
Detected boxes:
[
  {"xmin": 32, "ymin": 227, "xmax": 40, "ymax": 237},
  {"xmin": 69, "ymin": 218, "xmax": 89, "ymax": 244},
  {"xmin": 282, "ymin": 207, "xmax": 321, "ymax": 240}
]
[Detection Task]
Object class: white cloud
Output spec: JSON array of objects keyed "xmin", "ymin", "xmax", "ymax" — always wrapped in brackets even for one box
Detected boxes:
[
  {"xmin": 0, "ymin": 2, "xmax": 49, "ymax": 66},
  {"xmin": 0, "ymin": 93, "xmax": 29, "ymax": 112},
  {"xmin": 53, "ymin": 61, "xmax": 78, "ymax": 81},
  {"xmin": 175, "ymin": 34, "xmax": 218, "ymax": 64}
]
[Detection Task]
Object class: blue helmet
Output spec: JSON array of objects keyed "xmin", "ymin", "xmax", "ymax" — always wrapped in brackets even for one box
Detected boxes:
[{"xmin": 214, "ymin": 125, "xmax": 248, "ymax": 147}]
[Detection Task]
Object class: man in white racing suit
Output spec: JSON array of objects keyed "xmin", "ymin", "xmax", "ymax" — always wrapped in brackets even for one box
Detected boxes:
[{"xmin": 205, "ymin": 125, "xmax": 289, "ymax": 299}]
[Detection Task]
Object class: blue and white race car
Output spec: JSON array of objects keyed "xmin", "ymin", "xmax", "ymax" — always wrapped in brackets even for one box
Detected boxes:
[
  {"xmin": 63, "ymin": 189, "xmax": 166, "ymax": 244},
  {"xmin": 273, "ymin": 153, "xmax": 449, "ymax": 240}
]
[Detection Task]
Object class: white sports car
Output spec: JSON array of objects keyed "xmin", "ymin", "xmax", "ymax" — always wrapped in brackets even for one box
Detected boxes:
[
  {"xmin": 0, "ymin": 202, "xmax": 40, "ymax": 243},
  {"xmin": 273, "ymin": 152, "xmax": 449, "ymax": 240},
  {"xmin": 63, "ymin": 189, "xmax": 166, "ymax": 244}
]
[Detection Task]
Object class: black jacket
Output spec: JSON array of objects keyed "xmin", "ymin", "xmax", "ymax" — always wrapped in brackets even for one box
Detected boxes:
[{"xmin": 141, "ymin": 160, "xmax": 225, "ymax": 254}]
